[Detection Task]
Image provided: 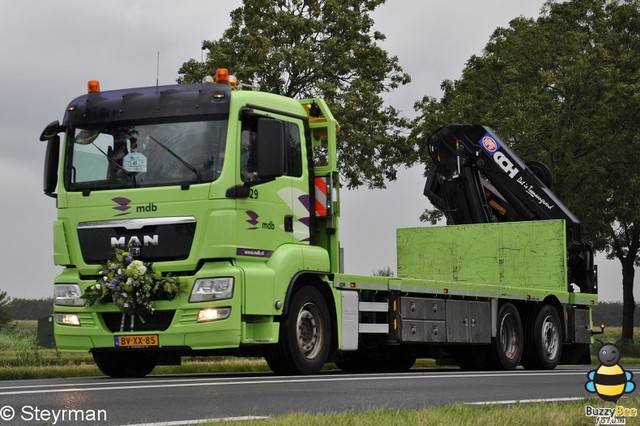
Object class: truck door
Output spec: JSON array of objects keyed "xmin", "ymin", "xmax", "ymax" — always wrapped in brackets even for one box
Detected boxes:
[{"xmin": 235, "ymin": 114, "xmax": 310, "ymax": 257}]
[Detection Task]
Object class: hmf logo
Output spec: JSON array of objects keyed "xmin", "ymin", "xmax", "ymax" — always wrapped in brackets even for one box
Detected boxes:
[
  {"xmin": 481, "ymin": 135, "xmax": 498, "ymax": 153},
  {"xmin": 478, "ymin": 133, "xmax": 520, "ymax": 179}
]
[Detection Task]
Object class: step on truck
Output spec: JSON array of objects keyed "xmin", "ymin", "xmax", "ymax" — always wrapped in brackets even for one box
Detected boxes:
[{"xmin": 39, "ymin": 69, "xmax": 598, "ymax": 377}]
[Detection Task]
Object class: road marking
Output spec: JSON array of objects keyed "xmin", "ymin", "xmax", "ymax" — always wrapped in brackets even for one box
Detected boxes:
[
  {"xmin": 124, "ymin": 416, "xmax": 270, "ymax": 425},
  {"xmin": 466, "ymin": 397, "xmax": 585, "ymax": 405},
  {"xmin": 0, "ymin": 370, "xmax": 592, "ymax": 396}
]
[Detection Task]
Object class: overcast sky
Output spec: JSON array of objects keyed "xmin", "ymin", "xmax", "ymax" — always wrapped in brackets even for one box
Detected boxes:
[{"xmin": 0, "ymin": 0, "xmax": 629, "ymax": 302}]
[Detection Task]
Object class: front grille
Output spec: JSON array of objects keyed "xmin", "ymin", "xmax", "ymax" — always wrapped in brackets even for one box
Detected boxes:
[
  {"xmin": 77, "ymin": 217, "xmax": 196, "ymax": 263},
  {"xmin": 102, "ymin": 311, "xmax": 175, "ymax": 332}
]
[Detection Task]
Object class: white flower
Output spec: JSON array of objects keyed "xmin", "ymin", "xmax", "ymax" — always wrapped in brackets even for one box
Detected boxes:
[
  {"xmin": 96, "ymin": 283, "xmax": 101, "ymax": 290},
  {"xmin": 127, "ymin": 260, "xmax": 147, "ymax": 278}
]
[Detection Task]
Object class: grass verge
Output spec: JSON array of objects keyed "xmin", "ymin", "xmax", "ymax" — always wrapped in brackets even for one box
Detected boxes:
[{"xmin": 211, "ymin": 395, "xmax": 640, "ymax": 426}]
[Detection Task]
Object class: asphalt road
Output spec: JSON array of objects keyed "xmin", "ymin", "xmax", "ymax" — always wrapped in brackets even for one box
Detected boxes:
[{"xmin": 0, "ymin": 366, "xmax": 632, "ymax": 425}]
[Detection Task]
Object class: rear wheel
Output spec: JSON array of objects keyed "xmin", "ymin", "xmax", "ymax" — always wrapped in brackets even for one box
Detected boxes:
[
  {"xmin": 92, "ymin": 351, "xmax": 157, "ymax": 378},
  {"xmin": 493, "ymin": 303, "xmax": 523, "ymax": 370},
  {"xmin": 522, "ymin": 304, "xmax": 563, "ymax": 370},
  {"xmin": 265, "ymin": 286, "xmax": 331, "ymax": 375}
]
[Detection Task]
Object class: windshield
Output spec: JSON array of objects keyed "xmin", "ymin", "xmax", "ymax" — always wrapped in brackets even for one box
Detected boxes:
[{"xmin": 65, "ymin": 119, "xmax": 227, "ymax": 191}]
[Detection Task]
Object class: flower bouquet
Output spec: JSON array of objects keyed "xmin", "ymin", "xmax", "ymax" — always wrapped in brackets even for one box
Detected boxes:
[{"xmin": 83, "ymin": 249, "xmax": 185, "ymax": 330}]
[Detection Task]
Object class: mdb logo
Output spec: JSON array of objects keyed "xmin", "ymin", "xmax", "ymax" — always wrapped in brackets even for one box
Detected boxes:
[
  {"xmin": 112, "ymin": 197, "xmax": 131, "ymax": 216},
  {"xmin": 245, "ymin": 211, "xmax": 259, "ymax": 230}
]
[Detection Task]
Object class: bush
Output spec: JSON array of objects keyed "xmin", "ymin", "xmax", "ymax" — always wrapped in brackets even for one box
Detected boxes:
[{"xmin": 0, "ymin": 291, "xmax": 12, "ymax": 329}]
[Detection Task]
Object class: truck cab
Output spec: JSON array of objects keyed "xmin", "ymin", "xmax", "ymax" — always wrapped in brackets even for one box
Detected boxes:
[{"xmin": 41, "ymin": 70, "xmax": 341, "ymax": 376}]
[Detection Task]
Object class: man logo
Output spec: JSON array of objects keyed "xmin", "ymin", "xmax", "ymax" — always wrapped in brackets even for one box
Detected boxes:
[{"xmin": 110, "ymin": 235, "xmax": 159, "ymax": 248}]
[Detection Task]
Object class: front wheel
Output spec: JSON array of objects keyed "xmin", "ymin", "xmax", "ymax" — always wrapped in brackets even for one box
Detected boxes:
[
  {"xmin": 265, "ymin": 286, "xmax": 331, "ymax": 375},
  {"xmin": 92, "ymin": 351, "xmax": 157, "ymax": 378}
]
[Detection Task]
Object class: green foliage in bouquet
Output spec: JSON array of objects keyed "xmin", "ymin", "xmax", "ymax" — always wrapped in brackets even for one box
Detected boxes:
[{"xmin": 83, "ymin": 249, "xmax": 186, "ymax": 318}]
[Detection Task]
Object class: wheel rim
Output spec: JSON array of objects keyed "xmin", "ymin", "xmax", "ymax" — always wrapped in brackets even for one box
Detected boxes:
[
  {"xmin": 296, "ymin": 302, "xmax": 323, "ymax": 359},
  {"xmin": 541, "ymin": 315, "xmax": 559, "ymax": 360},
  {"xmin": 500, "ymin": 313, "xmax": 519, "ymax": 360}
]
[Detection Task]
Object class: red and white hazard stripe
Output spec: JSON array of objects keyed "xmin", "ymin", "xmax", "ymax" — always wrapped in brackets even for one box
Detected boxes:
[{"xmin": 314, "ymin": 177, "xmax": 328, "ymax": 217}]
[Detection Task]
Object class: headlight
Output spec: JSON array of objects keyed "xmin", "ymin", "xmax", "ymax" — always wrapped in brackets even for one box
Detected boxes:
[
  {"xmin": 190, "ymin": 277, "xmax": 234, "ymax": 302},
  {"xmin": 55, "ymin": 313, "xmax": 81, "ymax": 326},
  {"xmin": 54, "ymin": 284, "xmax": 84, "ymax": 306},
  {"xmin": 197, "ymin": 307, "xmax": 231, "ymax": 322}
]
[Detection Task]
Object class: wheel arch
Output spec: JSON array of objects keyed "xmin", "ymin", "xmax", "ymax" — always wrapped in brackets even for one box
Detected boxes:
[{"xmin": 281, "ymin": 272, "xmax": 338, "ymax": 354}]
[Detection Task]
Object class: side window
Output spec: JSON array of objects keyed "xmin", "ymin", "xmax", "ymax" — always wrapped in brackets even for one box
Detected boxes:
[
  {"xmin": 284, "ymin": 122, "xmax": 302, "ymax": 178},
  {"xmin": 240, "ymin": 119, "xmax": 303, "ymax": 181},
  {"xmin": 240, "ymin": 124, "xmax": 258, "ymax": 182}
]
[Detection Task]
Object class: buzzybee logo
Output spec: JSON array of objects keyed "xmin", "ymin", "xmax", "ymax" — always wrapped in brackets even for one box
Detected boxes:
[
  {"xmin": 584, "ymin": 343, "xmax": 637, "ymax": 425},
  {"xmin": 586, "ymin": 344, "xmax": 635, "ymax": 403}
]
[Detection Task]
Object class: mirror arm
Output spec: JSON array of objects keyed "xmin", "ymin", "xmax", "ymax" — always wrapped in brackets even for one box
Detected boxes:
[{"xmin": 225, "ymin": 178, "xmax": 275, "ymax": 199}]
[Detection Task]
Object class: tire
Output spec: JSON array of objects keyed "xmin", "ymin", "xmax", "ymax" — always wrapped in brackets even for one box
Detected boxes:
[
  {"xmin": 92, "ymin": 351, "xmax": 158, "ymax": 378},
  {"xmin": 265, "ymin": 286, "xmax": 331, "ymax": 375},
  {"xmin": 522, "ymin": 304, "xmax": 563, "ymax": 370},
  {"xmin": 526, "ymin": 160, "xmax": 553, "ymax": 188},
  {"xmin": 493, "ymin": 303, "xmax": 523, "ymax": 370}
]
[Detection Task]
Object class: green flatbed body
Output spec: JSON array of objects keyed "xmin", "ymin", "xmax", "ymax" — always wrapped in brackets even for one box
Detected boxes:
[{"xmin": 336, "ymin": 220, "xmax": 596, "ymax": 308}]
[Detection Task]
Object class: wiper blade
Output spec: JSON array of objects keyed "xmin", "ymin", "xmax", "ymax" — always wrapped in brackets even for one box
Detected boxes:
[{"xmin": 148, "ymin": 135, "xmax": 202, "ymax": 183}]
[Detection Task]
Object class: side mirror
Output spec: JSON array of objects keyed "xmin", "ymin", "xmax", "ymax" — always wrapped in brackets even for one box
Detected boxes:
[
  {"xmin": 40, "ymin": 120, "xmax": 61, "ymax": 142},
  {"xmin": 43, "ymin": 136, "xmax": 60, "ymax": 198},
  {"xmin": 40, "ymin": 121, "xmax": 63, "ymax": 198},
  {"xmin": 256, "ymin": 118, "xmax": 285, "ymax": 179}
]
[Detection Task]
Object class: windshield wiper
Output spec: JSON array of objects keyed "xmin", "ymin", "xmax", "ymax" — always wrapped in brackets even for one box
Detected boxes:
[{"xmin": 148, "ymin": 135, "xmax": 202, "ymax": 184}]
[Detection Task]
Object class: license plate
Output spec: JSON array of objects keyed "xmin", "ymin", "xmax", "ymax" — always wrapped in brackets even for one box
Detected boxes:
[{"xmin": 114, "ymin": 334, "xmax": 159, "ymax": 348}]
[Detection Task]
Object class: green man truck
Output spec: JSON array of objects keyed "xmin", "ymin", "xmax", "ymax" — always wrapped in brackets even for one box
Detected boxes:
[{"xmin": 39, "ymin": 69, "xmax": 598, "ymax": 377}]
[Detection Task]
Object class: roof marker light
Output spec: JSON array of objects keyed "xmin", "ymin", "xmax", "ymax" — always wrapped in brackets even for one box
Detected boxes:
[
  {"xmin": 215, "ymin": 68, "xmax": 229, "ymax": 84},
  {"xmin": 87, "ymin": 80, "xmax": 101, "ymax": 93}
]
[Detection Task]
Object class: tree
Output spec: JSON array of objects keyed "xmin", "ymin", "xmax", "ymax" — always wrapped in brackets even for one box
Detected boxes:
[
  {"xmin": 178, "ymin": 0, "xmax": 414, "ymax": 188},
  {"xmin": 373, "ymin": 266, "xmax": 394, "ymax": 277},
  {"xmin": 409, "ymin": 0, "xmax": 640, "ymax": 340},
  {"xmin": 0, "ymin": 291, "xmax": 13, "ymax": 329},
  {"xmin": 9, "ymin": 298, "xmax": 53, "ymax": 320}
]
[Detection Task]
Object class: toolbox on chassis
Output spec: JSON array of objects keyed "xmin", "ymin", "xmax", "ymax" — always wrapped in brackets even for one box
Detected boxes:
[{"xmin": 39, "ymin": 69, "xmax": 597, "ymax": 377}]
